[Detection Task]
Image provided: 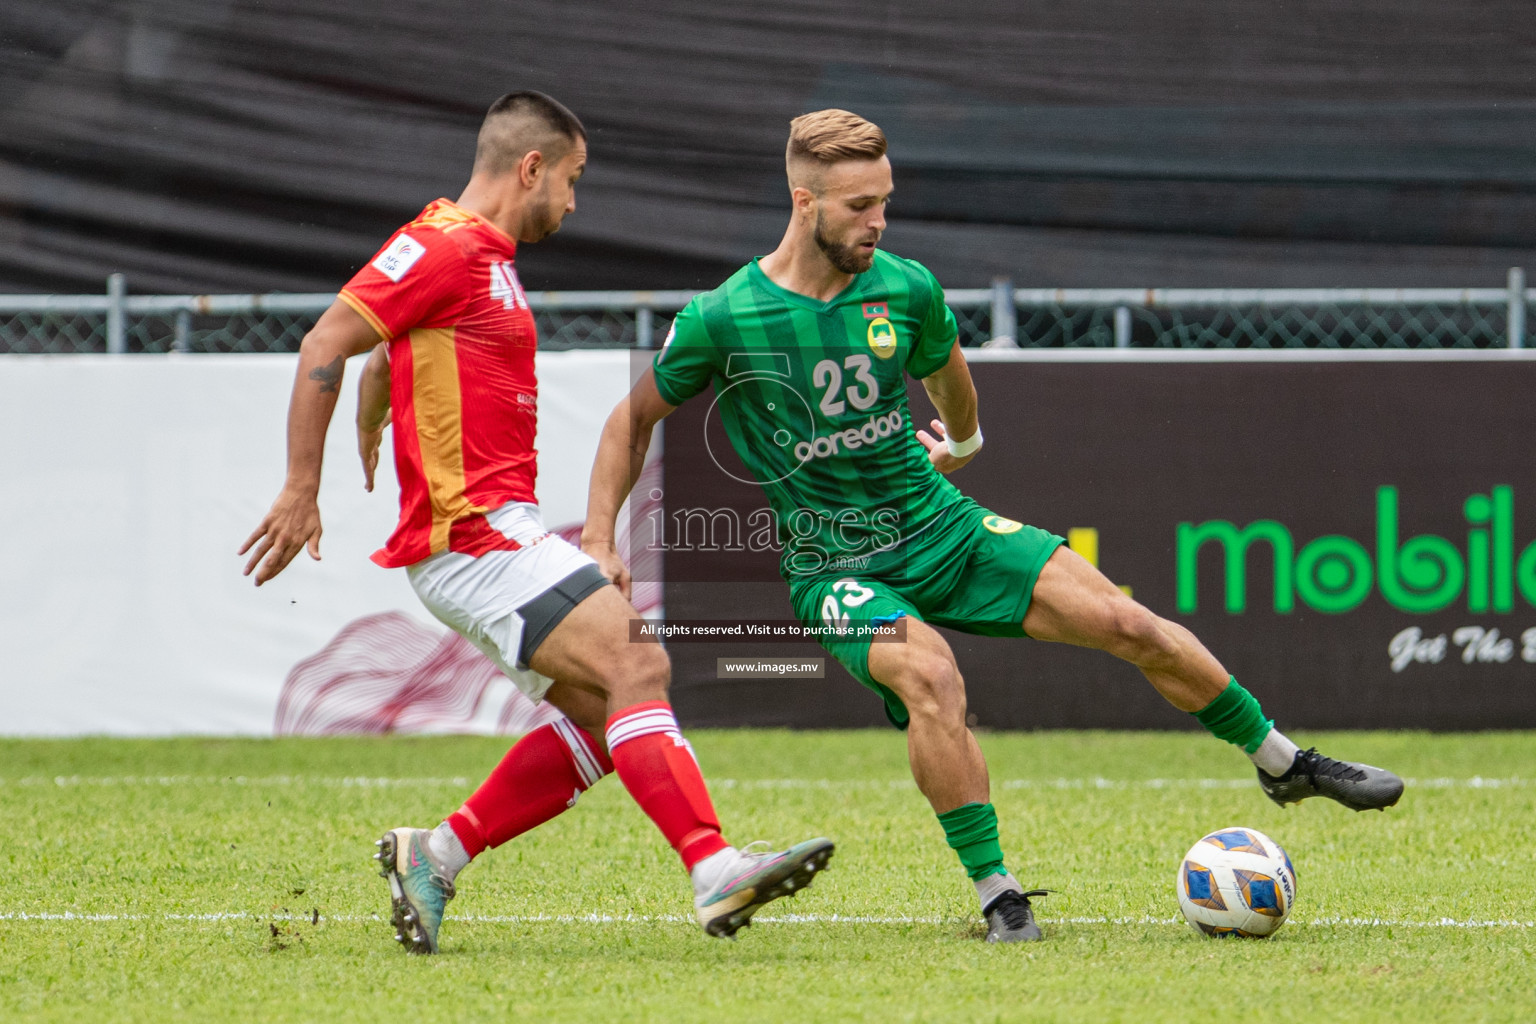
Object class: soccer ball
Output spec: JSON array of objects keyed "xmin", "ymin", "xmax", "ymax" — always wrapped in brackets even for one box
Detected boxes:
[{"xmin": 1175, "ymin": 826, "xmax": 1297, "ymax": 938}]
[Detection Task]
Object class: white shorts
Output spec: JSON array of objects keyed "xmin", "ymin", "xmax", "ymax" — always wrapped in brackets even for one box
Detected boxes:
[{"xmin": 406, "ymin": 502, "xmax": 611, "ymax": 702}]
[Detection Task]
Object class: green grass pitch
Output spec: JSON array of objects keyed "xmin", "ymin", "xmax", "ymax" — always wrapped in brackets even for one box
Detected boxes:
[{"xmin": 1, "ymin": 730, "xmax": 1532, "ymax": 1022}]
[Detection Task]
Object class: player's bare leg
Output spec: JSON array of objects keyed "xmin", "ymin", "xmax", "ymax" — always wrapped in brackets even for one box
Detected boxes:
[
  {"xmin": 868, "ymin": 621, "xmax": 1043, "ymax": 941},
  {"xmin": 1022, "ymin": 545, "xmax": 1228, "ymax": 711},
  {"xmin": 1023, "ymin": 545, "xmax": 1402, "ymax": 811},
  {"xmin": 532, "ymin": 585, "xmax": 834, "ymax": 938},
  {"xmin": 868, "ymin": 621, "xmax": 988, "ymax": 812},
  {"xmin": 540, "ymin": 680, "xmax": 611, "ymax": 739},
  {"xmin": 529, "ymin": 584, "xmax": 669, "ymax": 711}
]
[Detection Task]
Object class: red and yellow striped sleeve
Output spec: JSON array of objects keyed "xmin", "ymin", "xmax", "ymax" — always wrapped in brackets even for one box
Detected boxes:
[{"xmin": 338, "ymin": 225, "xmax": 468, "ymax": 340}]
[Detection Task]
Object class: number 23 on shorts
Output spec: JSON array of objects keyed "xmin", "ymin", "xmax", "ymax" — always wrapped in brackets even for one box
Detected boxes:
[{"xmin": 821, "ymin": 578, "xmax": 877, "ymax": 628}]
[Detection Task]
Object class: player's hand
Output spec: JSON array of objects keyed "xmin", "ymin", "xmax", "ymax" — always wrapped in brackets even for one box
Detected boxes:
[
  {"xmin": 358, "ymin": 410, "xmax": 389, "ymax": 492},
  {"xmin": 915, "ymin": 419, "xmax": 978, "ymax": 474},
  {"xmin": 239, "ymin": 488, "xmax": 323, "ymax": 585},
  {"xmin": 582, "ymin": 539, "xmax": 633, "ymax": 601}
]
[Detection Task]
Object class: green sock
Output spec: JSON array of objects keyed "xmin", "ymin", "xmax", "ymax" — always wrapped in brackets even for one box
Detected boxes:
[
  {"xmin": 1192, "ymin": 677, "xmax": 1273, "ymax": 754},
  {"xmin": 937, "ymin": 802, "xmax": 1007, "ymax": 880}
]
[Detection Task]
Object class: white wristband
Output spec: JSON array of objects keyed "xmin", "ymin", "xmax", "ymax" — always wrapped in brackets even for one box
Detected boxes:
[{"xmin": 945, "ymin": 425, "xmax": 983, "ymax": 458}]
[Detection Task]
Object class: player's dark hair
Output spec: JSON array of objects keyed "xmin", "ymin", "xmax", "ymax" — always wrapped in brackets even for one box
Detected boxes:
[
  {"xmin": 475, "ymin": 91, "xmax": 586, "ymax": 175},
  {"xmin": 486, "ymin": 91, "xmax": 585, "ymax": 142}
]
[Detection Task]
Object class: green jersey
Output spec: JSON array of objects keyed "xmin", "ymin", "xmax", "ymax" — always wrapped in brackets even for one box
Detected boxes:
[{"xmin": 652, "ymin": 251, "xmax": 968, "ymax": 582}]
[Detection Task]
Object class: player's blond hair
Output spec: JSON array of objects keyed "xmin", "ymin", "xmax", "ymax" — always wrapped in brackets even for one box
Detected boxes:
[{"xmin": 786, "ymin": 109, "xmax": 887, "ymax": 191}]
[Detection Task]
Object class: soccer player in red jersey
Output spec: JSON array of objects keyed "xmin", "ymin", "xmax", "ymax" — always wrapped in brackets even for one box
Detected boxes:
[{"xmin": 240, "ymin": 92, "xmax": 832, "ymax": 954}]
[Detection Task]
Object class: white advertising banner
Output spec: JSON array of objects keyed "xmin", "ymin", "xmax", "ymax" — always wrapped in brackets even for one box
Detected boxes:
[{"xmin": 0, "ymin": 350, "xmax": 638, "ymax": 736}]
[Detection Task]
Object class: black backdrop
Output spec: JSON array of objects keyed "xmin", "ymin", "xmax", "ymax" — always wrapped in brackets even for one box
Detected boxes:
[
  {"xmin": 2, "ymin": 2, "xmax": 1534, "ymax": 294},
  {"xmin": 661, "ymin": 355, "xmax": 1536, "ymax": 730}
]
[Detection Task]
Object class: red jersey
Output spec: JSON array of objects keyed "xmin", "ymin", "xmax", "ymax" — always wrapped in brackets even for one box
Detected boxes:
[{"xmin": 339, "ymin": 198, "xmax": 540, "ymax": 568}]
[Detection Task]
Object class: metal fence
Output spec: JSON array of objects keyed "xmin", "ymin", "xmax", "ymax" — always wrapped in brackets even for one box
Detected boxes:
[{"xmin": 1, "ymin": 270, "xmax": 1528, "ymax": 353}]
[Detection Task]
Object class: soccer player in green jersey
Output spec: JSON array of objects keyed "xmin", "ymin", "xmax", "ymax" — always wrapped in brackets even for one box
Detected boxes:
[{"xmin": 582, "ymin": 109, "xmax": 1403, "ymax": 943}]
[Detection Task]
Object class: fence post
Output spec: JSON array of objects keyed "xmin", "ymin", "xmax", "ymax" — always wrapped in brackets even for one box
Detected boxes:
[
  {"xmin": 106, "ymin": 273, "xmax": 127, "ymax": 354},
  {"xmin": 173, "ymin": 309, "xmax": 192, "ymax": 353},
  {"xmin": 990, "ymin": 277, "xmax": 1015, "ymax": 345},
  {"xmin": 1114, "ymin": 305, "xmax": 1132, "ymax": 348},
  {"xmin": 635, "ymin": 306, "xmax": 654, "ymax": 349},
  {"xmin": 1508, "ymin": 267, "xmax": 1526, "ymax": 350}
]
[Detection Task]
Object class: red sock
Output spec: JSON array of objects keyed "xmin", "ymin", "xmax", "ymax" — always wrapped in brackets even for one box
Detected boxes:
[
  {"xmin": 447, "ymin": 719, "xmax": 613, "ymax": 857},
  {"xmin": 605, "ymin": 700, "xmax": 728, "ymax": 870}
]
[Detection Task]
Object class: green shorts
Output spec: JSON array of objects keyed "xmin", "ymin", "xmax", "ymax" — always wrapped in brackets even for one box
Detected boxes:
[{"xmin": 786, "ymin": 502, "xmax": 1064, "ymax": 729}]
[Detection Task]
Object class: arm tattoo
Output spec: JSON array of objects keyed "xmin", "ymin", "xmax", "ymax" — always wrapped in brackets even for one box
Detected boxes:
[{"xmin": 308, "ymin": 355, "xmax": 344, "ymax": 394}]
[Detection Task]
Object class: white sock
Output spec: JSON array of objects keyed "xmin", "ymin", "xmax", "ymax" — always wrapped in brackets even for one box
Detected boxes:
[
  {"xmin": 1249, "ymin": 728, "xmax": 1301, "ymax": 777},
  {"xmin": 690, "ymin": 845, "xmax": 739, "ymax": 896},
  {"xmin": 428, "ymin": 821, "xmax": 472, "ymax": 880},
  {"xmin": 974, "ymin": 870, "xmax": 1023, "ymax": 911}
]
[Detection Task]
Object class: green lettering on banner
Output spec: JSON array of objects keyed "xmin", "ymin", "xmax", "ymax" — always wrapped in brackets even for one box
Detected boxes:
[
  {"xmin": 1517, "ymin": 540, "xmax": 1536, "ymax": 608},
  {"xmin": 1175, "ymin": 485, "xmax": 1533, "ymax": 616},
  {"xmin": 1376, "ymin": 486, "xmax": 1465, "ymax": 613},
  {"xmin": 1492, "ymin": 486, "xmax": 1515, "ymax": 612},
  {"xmin": 1465, "ymin": 492, "xmax": 1492, "ymax": 614},
  {"xmin": 1295, "ymin": 535, "xmax": 1373, "ymax": 613},
  {"xmin": 1176, "ymin": 520, "xmax": 1294, "ymax": 614}
]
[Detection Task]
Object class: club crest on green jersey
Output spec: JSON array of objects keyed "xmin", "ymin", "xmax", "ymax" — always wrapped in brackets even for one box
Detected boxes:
[{"xmin": 867, "ymin": 317, "xmax": 897, "ymax": 359}]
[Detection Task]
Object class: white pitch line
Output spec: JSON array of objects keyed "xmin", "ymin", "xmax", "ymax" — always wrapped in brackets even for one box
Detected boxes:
[
  {"xmin": 1, "ymin": 911, "xmax": 1530, "ymax": 929},
  {"xmin": 1000, "ymin": 776, "xmax": 1532, "ymax": 791},
  {"xmin": 0, "ymin": 775, "xmax": 478, "ymax": 788},
  {"xmin": 0, "ymin": 776, "xmax": 1527, "ymax": 790}
]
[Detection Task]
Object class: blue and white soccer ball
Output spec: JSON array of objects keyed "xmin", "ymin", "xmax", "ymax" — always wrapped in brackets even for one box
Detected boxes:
[{"xmin": 1175, "ymin": 827, "xmax": 1297, "ymax": 938}]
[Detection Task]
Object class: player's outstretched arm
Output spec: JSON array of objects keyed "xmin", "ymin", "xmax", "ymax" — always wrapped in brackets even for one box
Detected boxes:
[
  {"xmin": 239, "ymin": 300, "xmax": 383, "ymax": 585},
  {"xmin": 582, "ymin": 368, "xmax": 676, "ymax": 598},
  {"xmin": 915, "ymin": 341, "xmax": 982, "ymax": 474},
  {"xmin": 356, "ymin": 343, "xmax": 391, "ymax": 493}
]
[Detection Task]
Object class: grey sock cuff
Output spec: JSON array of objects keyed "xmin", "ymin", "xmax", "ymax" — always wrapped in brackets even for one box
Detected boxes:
[
  {"xmin": 974, "ymin": 870, "xmax": 1023, "ymax": 911},
  {"xmin": 1251, "ymin": 729, "xmax": 1302, "ymax": 778},
  {"xmin": 429, "ymin": 821, "xmax": 472, "ymax": 879}
]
